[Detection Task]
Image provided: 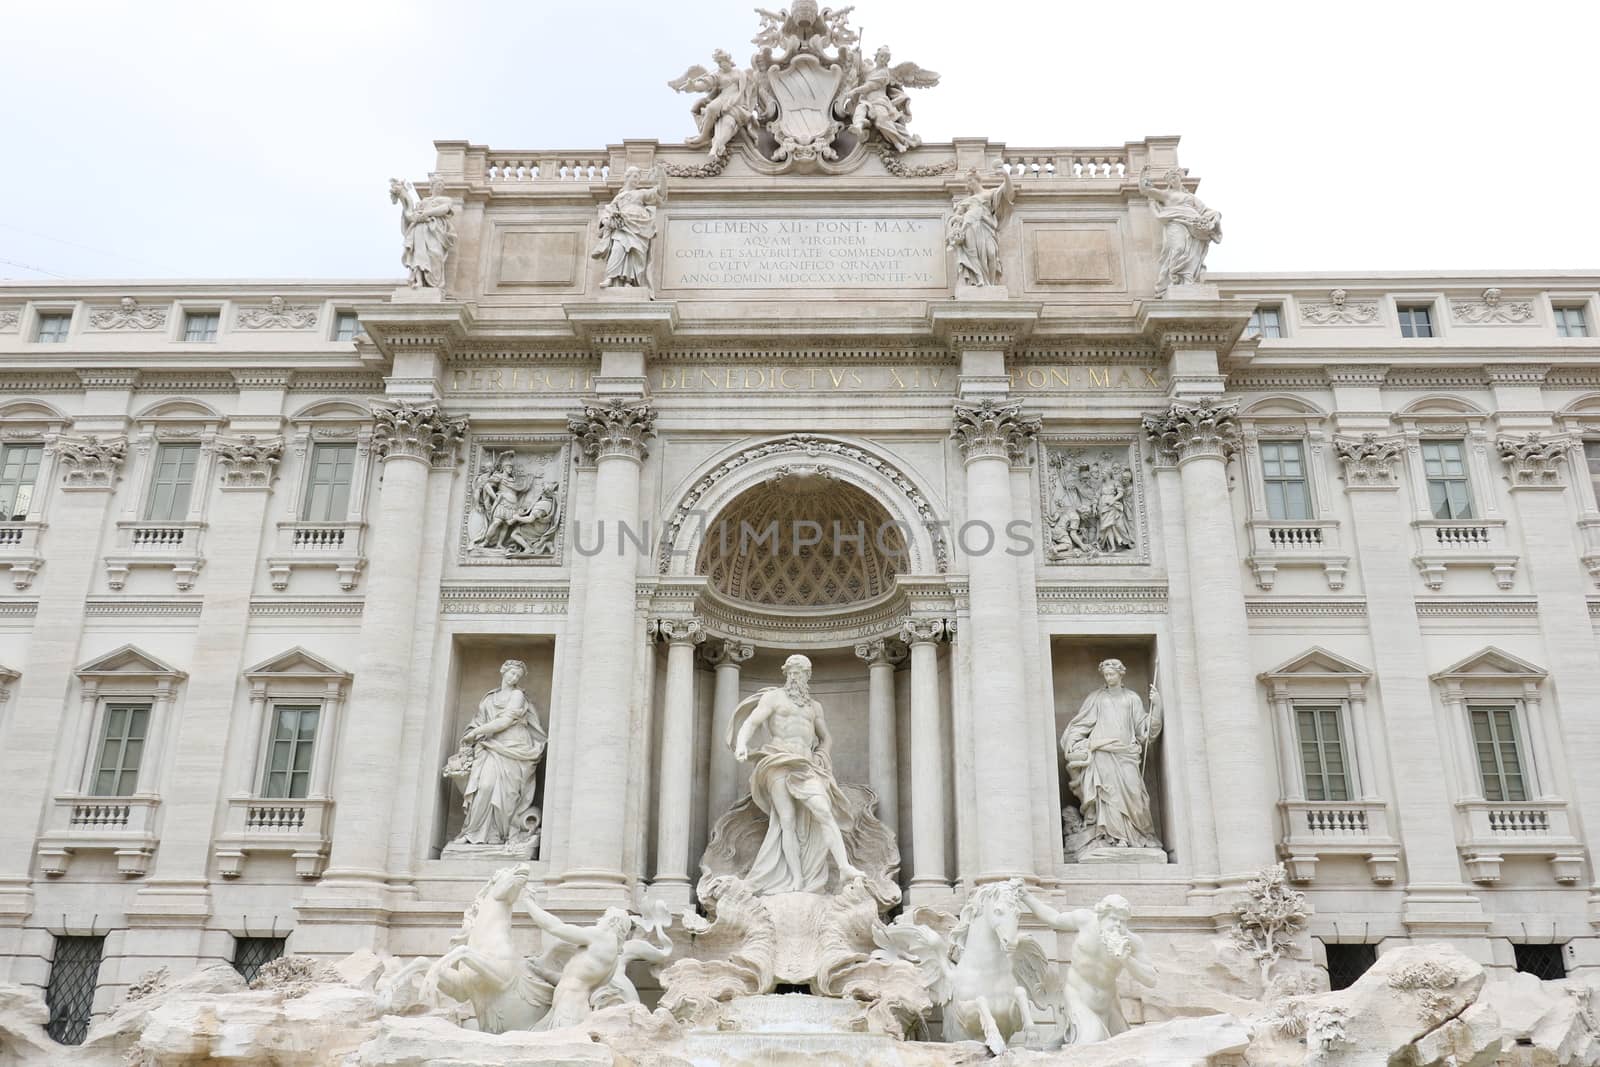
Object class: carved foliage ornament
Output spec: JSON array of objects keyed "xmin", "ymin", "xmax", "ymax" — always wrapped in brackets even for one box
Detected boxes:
[
  {"xmin": 1497, "ymin": 431, "xmax": 1569, "ymax": 487},
  {"xmin": 0, "ymin": 309, "xmax": 18, "ymax": 331},
  {"xmin": 89, "ymin": 297, "xmax": 168, "ymax": 331},
  {"xmin": 568, "ymin": 398, "xmax": 656, "ymax": 461},
  {"xmin": 235, "ymin": 296, "xmax": 318, "ymax": 330},
  {"xmin": 950, "ymin": 399, "xmax": 1041, "ymax": 462},
  {"xmin": 1299, "ymin": 288, "xmax": 1380, "ymax": 326},
  {"xmin": 53, "ymin": 434, "xmax": 128, "ymax": 487},
  {"xmin": 213, "ymin": 434, "xmax": 284, "ymax": 488},
  {"xmin": 370, "ymin": 400, "xmax": 469, "ymax": 465},
  {"xmin": 1452, "ymin": 287, "xmax": 1535, "ymax": 325},
  {"xmin": 1141, "ymin": 398, "xmax": 1240, "ymax": 462},
  {"xmin": 1333, "ymin": 433, "xmax": 1403, "ymax": 487}
]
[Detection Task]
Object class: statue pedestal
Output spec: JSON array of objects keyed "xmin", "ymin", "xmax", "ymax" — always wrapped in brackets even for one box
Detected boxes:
[
  {"xmin": 1162, "ymin": 282, "xmax": 1220, "ymax": 301},
  {"xmin": 1077, "ymin": 845, "xmax": 1168, "ymax": 865},
  {"xmin": 681, "ymin": 994, "xmax": 914, "ymax": 1065},
  {"xmin": 389, "ymin": 285, "xmax": 445, "ymax": 304},
  {"xmin": 953, "ymin": 283, "xmax": 1012, "ymax": 302},
  {"xmin": 439, "ymin": 840, "xmax": 536, "ymax": 861}
]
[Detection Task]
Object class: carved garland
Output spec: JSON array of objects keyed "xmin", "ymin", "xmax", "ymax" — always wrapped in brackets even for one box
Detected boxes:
[{"xmin": 656, "ymin": 433, "xmax": 950, "ymax": 575}]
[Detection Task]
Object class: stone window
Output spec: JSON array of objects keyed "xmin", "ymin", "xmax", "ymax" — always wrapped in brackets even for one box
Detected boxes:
[
  {"xmin": 1420, "ymin": 439, "xmax": 1474, "ymax": 519},
  {"xmin": 300, "ymin": 443, "xmax": 357, "ymax": 522},
  {"xmin": 182, "ymin": 310, "xmax": 219, "ymax": 342},
  {"xmin": 1323, "ymin": 942, "xmax": 1377, "ymax": 991},
  {"xmin": 1247, "ymin": 305, "xmax": 1283, "ymax": 339},
  {"xmin": 1513, "ymin": 943, "xmax": 1567, "ymax": 980},
  {"xmin": 92, "ymin": 701, "xmax": 152, "ymax": 796},
  {"xmin": 1397, "ymin": 303, "xmax": 1434, "ymax": 338},
  {"xmin": 1468, "ymin": 703, "xmax": 1529, "ymax": 802},
  {"xmin": 231, "ymin": 936, "xmax": 287, "ymax": 982},
  {"xmin": 143, "ymin": 442, "xmax": 201, "ymax": 522},
  {"xmin": 1260, "ymin": 439, "xmax": 1313, "ymax": 520},
  {"xmin": 332, "ymin": 310, "xmax": 361, "ymax": 342},
  {"xmin": 1554, "ymin": 305, "xmax": 1589, "ymax": 338},
  {"xmin": 1294, "ymin": 703, "xmax": 1349, "ymax": 801},
  {"xmin": 261, "ymin": 704, "xmax": 320, "ymax": 799},
  {"xmin": 0, "ymin": 443, "xmax": 43, "ymax": 521},
  {"xmin": 34, "ymin": 311, "xmax": 72, "ymax": 343},
  {"xmin": 1584, "ymin": 441, "xmax": 1600, "ymax": 506},
  {"xmin": 44, "ymin": 935, "xmax": 104, "ymax": 1045}
]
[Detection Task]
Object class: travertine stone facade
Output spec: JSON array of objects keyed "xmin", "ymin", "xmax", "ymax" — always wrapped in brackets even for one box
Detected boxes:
[{"xmin": 2, "ymin": 133, "xmax": 1600, "ymax": 1027}]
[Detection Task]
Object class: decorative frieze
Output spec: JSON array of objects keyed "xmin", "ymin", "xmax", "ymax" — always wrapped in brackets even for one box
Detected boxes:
[
  {"xmin": 1496, "ymin": 432, "xmax": 1568, "ymax": 488},
  {"xmin": 950, "ymin": 399, "xmax": 1040, "ymax": 463},
  {"xmin": 89, "ymin": 298, "xmax": 168, "ymax": 331},
  {"xmin": 1141, "ymin": 398, "xmax": 1240, "ymax": 463},
  {"xmin": 235, "ymin": 297, "xmax": 319, "ymax": 330},
  {"xmin": 1451, "ymin": 288, "xmax": 1534, "ymax": 325},
  {"xmin": 370, "ymin": 400, "xmax": 469, "ymax": 465},
  {"xmin": 1034, "ymin": 584, "xmax": 1168, "ymax": 615},
  {"xmin": 1299, "ymin": 289, "xmax": 1380, "ymax": 326},
  {"xmin": 213, "ymin": 434, "xmax": 284, "ymax": 489},
  {"xmin": 53, "ymin": 434, "xmax": 127, "ymax": 488},
  {"xmin": 463, "ymin": 440, "xmax": 569, "ymax": 563},
  {"xmin": 1040, "ymin": 441, "xmax": 1146, "ymax": 564},
  {"xmin": 438, "ymin": 584, "xmax": 569, "ymax": 616},
  {"xmin": 1333, "ymin": 434, "xmax": 1404, "ymax": 488},
  {"xmin": 568, "ymin": 398, "xmax": 656, "ymax": 461},
  {"xmin": 0, "ymin": 309, "xmax": 18, "ymax": 331}
]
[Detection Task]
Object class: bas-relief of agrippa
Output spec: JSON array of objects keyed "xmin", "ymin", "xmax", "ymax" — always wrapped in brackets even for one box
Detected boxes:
[{"xmin": 459, "ymin": 437, "xmax": 571, "ymax": 563}]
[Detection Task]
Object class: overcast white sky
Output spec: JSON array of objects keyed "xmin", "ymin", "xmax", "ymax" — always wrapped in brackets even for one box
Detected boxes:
[{"xmin": 1, "ymin": 0, "xmax": 1594, "ymax": 282}]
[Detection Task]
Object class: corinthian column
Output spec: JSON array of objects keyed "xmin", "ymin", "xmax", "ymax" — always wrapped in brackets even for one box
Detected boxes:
[
  {"xmin": 704, "ymin": 638, "xmax": 755, "ymax": 829},
  {"xmin": 854, "ymin": 638, "xmax": 904, "ymax": 836},
  {"xmin": 952, "ymin": 399, "xmax": 1041, "ymax": 884},
  {"xmin": 1143, "ymin": 399, "xmax": 1275, "ymax": 879},
  {"xmin": 650, "ymin": 616, "xmax": 704, "ymax": 907},
  {"xmin": 559, "ymin": 398, "xmax": 655, "ymax": 902},
  {"xmin": 901, "ymin": 617, "xmax": 952, "ymax": 901},
  {"xmin": 320, "ymin": 401, "xmax": 467, "ymax": 891}
]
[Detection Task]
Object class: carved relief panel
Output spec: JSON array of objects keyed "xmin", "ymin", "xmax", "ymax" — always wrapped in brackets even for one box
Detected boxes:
[
  {"xmin": 1038, "ymin": 438, "xmax": 1149, "ymax": 565},
  {"xmin": 459, "ymin": 436, "xmax": 571, "ymax": 565}
]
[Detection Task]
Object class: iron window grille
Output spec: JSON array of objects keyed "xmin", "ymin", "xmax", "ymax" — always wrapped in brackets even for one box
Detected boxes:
[
  {"xmin": 1513, "ymin": 942, "xmax": 1566, "ymax": 981},
  {"xmin": 232, "ymin": 936, "xmax": 287, "ymax": 984},
  {"xmin": 1324, "ymin": 942, "xmax": 1377, "ymax": 991},
  {"xmin": 45, "ymin": 935, "xmax": 105, "ymax": 1045}
]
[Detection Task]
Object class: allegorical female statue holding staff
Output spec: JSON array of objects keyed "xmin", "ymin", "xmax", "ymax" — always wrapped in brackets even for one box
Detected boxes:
[{"xmin": 1061, "ymin": 658, "xmax": 1163, "ymax": 853}]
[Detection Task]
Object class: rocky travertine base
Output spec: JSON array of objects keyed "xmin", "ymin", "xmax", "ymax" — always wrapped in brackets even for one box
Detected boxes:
[{"xmin": 3, "ymin": 944, "xmax": 1600, "ymax": 1065}]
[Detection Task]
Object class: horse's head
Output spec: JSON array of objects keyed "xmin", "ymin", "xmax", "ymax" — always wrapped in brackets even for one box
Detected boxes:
[
  {"xmin": 485, "ymin": 863, "xmax": 532, "ymax": 903},
  {"xmin": 957, "ymin": 880, "xmax": 1028, "ymax": 953}
]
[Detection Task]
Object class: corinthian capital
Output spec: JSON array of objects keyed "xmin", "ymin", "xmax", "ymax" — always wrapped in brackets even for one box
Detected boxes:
[
  {"xmin": 53, "ymin": 433, "xmax": 128, "ymax": 489},
  {"xmin": 1497, "ymin": 431, "xmax": 1569, "ymax": 488},
  {"xmin": 1142, "ymin": 398, "xmax": 1240, "ymax": 463},
  {"xmin": 1333, "ymin": 433, "xmax": 1403, "ymax": 488},
  {"xmin": 569, "ymin": 398, "xmax": 656, "ymax": 461},
  {"xmin": 213, "ymin": 434, "xmax": 284, "ymax": 489},
  {"xmin": 371, "ymin": 400, "xmax": 469, "ymax": 465},
  {"xmin": 951, "ymin": 399, "xmax": 1040, "ymax": 463}
]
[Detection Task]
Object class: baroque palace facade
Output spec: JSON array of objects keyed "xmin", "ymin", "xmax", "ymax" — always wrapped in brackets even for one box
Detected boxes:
[{"xmin": 3, "ymin": 58, "xmax": 1600, "ymax": 1043}]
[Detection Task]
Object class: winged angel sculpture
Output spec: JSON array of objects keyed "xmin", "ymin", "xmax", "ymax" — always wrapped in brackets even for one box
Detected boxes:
[
  {"xmin": 872, "ymin": 880, "xmax": 1060, "ymax": 1053},
  {"xmin": 668, "ymin": 3, "xmax": 938, "ymax": 166}
]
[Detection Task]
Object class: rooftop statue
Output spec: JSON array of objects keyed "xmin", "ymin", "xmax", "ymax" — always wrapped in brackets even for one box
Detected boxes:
[
  {"xmin": 667, "ymin": 50, "xmax": 757, "ymax": 161},
  {"xmin": 1140, "ymin": 165, "xmax": 1222, "ymax": 296},
  {"xmin": 946, "ymin": 166, "xmax": 1014, "ymax": 288},
  {"xmin": 387, "ymin": 175, "xmax": 456, "ymax": 290},
  {"xmin": 591, "ymin": 165, "xmax": 667, "ymax": 295}
]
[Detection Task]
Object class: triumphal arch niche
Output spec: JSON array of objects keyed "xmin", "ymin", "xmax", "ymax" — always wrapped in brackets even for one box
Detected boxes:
[{"xmin": 350, "ymin": 0, "xmax": 1262, "ymax": 1056}]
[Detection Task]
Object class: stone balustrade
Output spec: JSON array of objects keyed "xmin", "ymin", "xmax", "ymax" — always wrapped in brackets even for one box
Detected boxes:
[
  {"xmin": 0, "ymin": 519, "xmax": 44, "ymax": 590},
  {"xmin": 267, "ymin": 520, "xmax": 367, "ymax": 592},
  {"xmin": 1278, "ymin": 798, "xmax": 1401, "ymax": 885},
  {"xmin": 1412, "ymin": 518, "xmax": 1517, "ymax": 591},
  {"xmin": 1244, "ymin": 518, "xmax": 1347, "ymax": 591},
  {"xmin": 214, "ymin": 796, "xmax": 333, "ymax": 880},
  {"xmin": 1456, "ymin": 798, "xmax": 1583, "ymax": 885},
  {"xmin": 36, "ymin": 793, "xmax": 162, "ymax": 877}
]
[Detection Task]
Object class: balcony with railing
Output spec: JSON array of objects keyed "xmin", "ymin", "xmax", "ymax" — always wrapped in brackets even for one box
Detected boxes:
[
  {"xmin": 1456, "ymin": 799, "xmax": 1584, "ymax": 885},
  {"xmin": 1412, "ymin": 518, "xmax": 1516, "ymax": 591},
  {"xmin": 1279, "ymin": 799, "xmax": 1401, "ymax": 885},
  {"xmin": 1245, "ymin": 519, "xmax": 1348, "ymax": 591},
  {"xmin": 1578, "ymin": 516, "xmax": 1600, "ymax": 585},
  {"xmin": 105, "ymin": 520, "xmax": 205, "ymax": 591},
  {"xmin": 36, "ymin": 794, "xmax": 162, "ymax": 877},
  {"xmin": 266, "ymin": 521, "xmax": 366, "ymax": 592},
  {"xmin": 0, "ymin": 520, "xmax": 45, "ymax": 590},
  {"xmin": 214, "ymin": 796, "xmax": 333, "ymax": 879}
]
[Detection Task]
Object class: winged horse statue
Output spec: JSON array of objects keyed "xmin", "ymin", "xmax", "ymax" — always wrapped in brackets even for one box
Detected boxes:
[{"xmin": 872, "ymin": 879, "xmax": 1060, "ymax": 1053}]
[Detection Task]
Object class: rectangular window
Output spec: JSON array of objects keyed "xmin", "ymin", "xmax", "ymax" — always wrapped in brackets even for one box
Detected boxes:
[
  {"xmin": 183, "ymin": 311, "xmax": 219, "ymax": 342},
  {"xmin": 1296, "ymin": 704, "xmax": 1349, "ymax": 802},
  {"xmin": 232, "ymin": 936, "xmax": 287, "ymax": 983},
  {"xmin": 1260, "ymin": 439, "xmax": 1313, "ymax": 520},
  {"xmin": 93, "ymin": 702, "xmax": 151, "ymax": 796},
  {"xmin": 45, "ymin": 935, "xmax": 105, "ymax": 1045},
  {"xmin": 333, "ymin": 311, "xmax": 361, "ymax": 342},
  {"xmin": 0, "ymin": 443, "xmax": 43, "ymax": 521},
  {"xmin": 1555, "ymin": 306, "xmax": 1590, "ymax": 338},
  {"xmin": 1421, "ymin": 439, "xmax": 1474, "ymax": 520},
  {"xmin": 1513, "ymin": 943, "xmax": 1567, "ymax": 980},
  {"xmin": 1323, "ymin": 942, "xmax": 1378, "ymax": 991},
  {"xmin": 261, "ymin": 704, "xmax": 320, "ymax": 799},
  {"xmin": 1247, "ymin": 306, "xmax": 1283, "ymax": 339},
  {"xmin": 144, "ymin": 442, "xmax": 200, "ymax": 521},
  {"xmin": 1470, "ymin": 704, "xmax": 1528, "ymax": 802},
  {"xmin": 1585, "ymin": 441, "xmax": 1600, "ymax": 506},
  {"xmin": 35, "ymin": 312, "xmax": 71, "ymax": 343},
  {"xmin": 1398, "ymin": 304, "xmax": 1434, "ymax": 338},
  {"xmin": 300, "ymin": 443, "xmax": 357, "ymax": 522}
]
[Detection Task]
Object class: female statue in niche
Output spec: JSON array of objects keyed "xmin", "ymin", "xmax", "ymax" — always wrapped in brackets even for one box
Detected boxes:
[
  {"xmin": 1061, "ymin": 658, "xmax": 1163, "ymax": 856},
  {"xmin": 444, "ymin": 659, "xmax": 547, "ymax": 853}
]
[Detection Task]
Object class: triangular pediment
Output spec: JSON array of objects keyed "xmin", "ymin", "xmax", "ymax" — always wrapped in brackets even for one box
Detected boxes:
[
  {"xmin": 75, "ymin": 644, "xmax": 185, "ymax": 680},
  {"xmin": 1259, "ymin": 646, "xmax": 1372, "ymax": 682},
  {"xmin": 1431, "ymin": 646, "xmax": 1547, "ymax": 682},
  {"xmin": 244, "ymin": 646, "xmax": 350, "ymax": 682}
]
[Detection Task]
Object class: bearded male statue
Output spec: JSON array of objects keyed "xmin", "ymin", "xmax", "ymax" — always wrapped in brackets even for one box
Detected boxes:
[
  {"xmin": 1023, "ymin": 890, "xmax": 1156, "ymax": 1045},
  {"xmin": 729, "ymin": 654, "xmax": 867, "ymax": 894}
]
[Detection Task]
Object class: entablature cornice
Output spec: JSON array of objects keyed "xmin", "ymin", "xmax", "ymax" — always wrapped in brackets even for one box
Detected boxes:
[
  {"xmin": 927, "ymin": 302, "xmax": 1042, "ymax": 352},
  {"xmin": 563, "ymin": 302, "xmax": 679, "ymax": 353},
  {"xmin": 1134, "ymin": 297, "xmax": 1254, "ymax": 358},
  {"xmin": 353, "ymin": 302, "xmax": 472, "ymax": 360}
]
